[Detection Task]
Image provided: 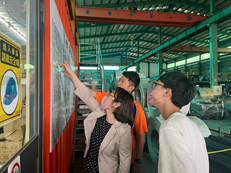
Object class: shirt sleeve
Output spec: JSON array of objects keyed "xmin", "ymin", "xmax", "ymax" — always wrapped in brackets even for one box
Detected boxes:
[
  {"xmin": 158, "ymin": 127, "xmax": 196, "ymax": 173},
  {"xmin": 95, "ymin": 92, "xmax": 109, "ymax": 104},
  {"xmin": 133, "ymin": 101, "xmax": 148, "ymax": 135}
]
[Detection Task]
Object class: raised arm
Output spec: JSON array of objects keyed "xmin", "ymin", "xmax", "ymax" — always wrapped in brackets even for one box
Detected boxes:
[
  {"xmin": 59, "ymin": 61, "xmax": 81, "ymax": 89},
  {"xmin": 59, "ymin": 61, "xmax": 100, "ymax": 111},
  {"xmin": 86, "ymin": 86, "xmax": 96, "ymax": 99}
]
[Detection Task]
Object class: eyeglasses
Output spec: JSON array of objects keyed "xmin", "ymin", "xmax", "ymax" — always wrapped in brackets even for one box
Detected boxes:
[
  {"xmin": 108, "ymin": 93, "xmax": 115, "ymax": 98},
  {"xmin": 109, "ymin": 93, "xmax": 120, "ymax": 102},
  {"xmin": 153, "ymin": 82, "xmax": 166, "ymax": 90}
]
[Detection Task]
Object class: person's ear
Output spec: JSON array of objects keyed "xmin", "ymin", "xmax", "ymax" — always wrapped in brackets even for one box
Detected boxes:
[
  {"xmin": 164, "ymin": 88, "xmax": 172, "ymax": 98},
  {"xmin": 128, "ymin": 86, "xmax": 135, "ymax": 93},
  {"xmin": 113, "ymin": 102, "xmax": 121, "ymax": 108}
]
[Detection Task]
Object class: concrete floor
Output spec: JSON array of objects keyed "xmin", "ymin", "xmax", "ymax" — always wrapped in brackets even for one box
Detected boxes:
[{"xmin": 69, "ymin": 151, "xmax": 158, "ymax": 173}]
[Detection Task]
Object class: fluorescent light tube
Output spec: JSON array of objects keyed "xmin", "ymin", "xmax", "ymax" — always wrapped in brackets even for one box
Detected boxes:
[{"xmin": 10, "ymin": 26, "xmax": 27, "ymax": 42}]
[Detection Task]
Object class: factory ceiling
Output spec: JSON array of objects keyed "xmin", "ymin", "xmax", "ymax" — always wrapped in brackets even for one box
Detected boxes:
[{"xmin": 76, "ymin": 0, "xmax": 231, "ymax": 64}]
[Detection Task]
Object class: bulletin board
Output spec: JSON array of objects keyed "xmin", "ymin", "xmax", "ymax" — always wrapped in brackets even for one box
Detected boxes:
[{"xmin": 50, "ymin": 0, "xmax": 75, "ymax": 152}]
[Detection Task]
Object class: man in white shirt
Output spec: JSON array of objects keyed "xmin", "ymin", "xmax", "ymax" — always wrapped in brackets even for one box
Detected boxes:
[{"xmin": 148, "ymin": 72, "xmax": 209, "ymax": 173}]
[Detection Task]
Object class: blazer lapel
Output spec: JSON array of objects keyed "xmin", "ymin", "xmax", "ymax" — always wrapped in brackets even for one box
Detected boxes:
[{"xmin": 99, "ymin": 121, "xmax": 121, "ymax": 152}]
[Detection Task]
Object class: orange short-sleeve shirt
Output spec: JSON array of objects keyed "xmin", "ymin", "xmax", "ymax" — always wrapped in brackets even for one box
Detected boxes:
[{"xmin": 95, "ymin": 92, "xmax": 148, "ymax": 164}]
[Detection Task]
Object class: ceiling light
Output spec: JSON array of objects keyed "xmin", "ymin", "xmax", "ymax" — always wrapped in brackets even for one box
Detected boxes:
[
  {"xmin": 178, "ymin": 8, "xmax": 182, "ymax": 11},
  {"xmin": 163, "ymin": 6, "xmax": 168, "ymax": 9},
  {"xmin": 80, "ymin": 67, "xmax": 97, "ymax": 70},
  {"xmin": 10, "ymin": 26, "xmax": 27, "ymax": 42},
  {"xmin": 184, "ymin": 10, "xmax": 189, "ymax": 13},
  {"xmin": 191, "ymin": 11, "xmax": 194, "ymax": 13},
  {"xmin": 197, "ymin": 13, "xmax": 200, "ymax": 15},
  {"xmin": 173, "ymin": 7, "xmax": 177, "ymax": 10},
  {"xmin": 0, "ymin": 17, "xmax": 9, "ymax": 27}
]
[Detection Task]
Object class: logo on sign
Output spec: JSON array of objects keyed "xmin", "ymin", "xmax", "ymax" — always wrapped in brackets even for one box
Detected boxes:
[
  {"xmin": 11, "ymin": 163, "xmax": 20, "ymax": 173},
  {"xmin": 186, "ymin": 15, "xmax": 192, "ymax": 21},
  {"xmin": 86, "ymin": 10, "xmax": 90, "ymax": 14}
]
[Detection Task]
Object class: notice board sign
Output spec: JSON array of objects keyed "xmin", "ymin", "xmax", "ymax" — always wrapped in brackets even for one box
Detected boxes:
[
  {"xmin": 0, "ymin": 33, "xmax": 21, "ymax": 127},
  {"xmin": 50, "ymin": 0, "xmax": 75, "ymax": 152}
]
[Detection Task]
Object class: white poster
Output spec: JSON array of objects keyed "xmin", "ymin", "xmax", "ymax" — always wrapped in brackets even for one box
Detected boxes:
[{"xmin": 50, "ymin": 0, "xmax": 75, "ymax": 152}]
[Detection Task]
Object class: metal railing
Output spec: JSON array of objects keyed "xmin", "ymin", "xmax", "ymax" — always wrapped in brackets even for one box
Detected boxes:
[
  {"xmin": 78, "ymin": 40, "xmax": 108, "ymax": 92},
  {"xmin": 96, "ymin": 39, "xmax": 108, "ymax": 92}
]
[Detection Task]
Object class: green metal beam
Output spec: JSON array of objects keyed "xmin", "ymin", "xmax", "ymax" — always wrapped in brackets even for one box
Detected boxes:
[
  {"xmin": 165, "ymin": 4, "xmax": 176, "ymax": 13},
  {"xmin": 126, "ymin": 53, "xmax": 173, "ymax": 60},
  {"xmin": 117, "ymin": 0, "xmax": 122, "ymax": 5},
  {"xmin": 79, "ymin": 30, "xmax": 144, "ymax": 39},
  {"xmin": 80, "ymin": 45, "xmax": 151, "ymax": 53},
  {"xmin": 210, "ymin": 0, "xmax": 215, "ymax": 15},
  {"xmin": 77, "ymin": 23, "xmax": 112, "ymax": 28},
  {"xmin": 79, "ymin": 30, "xmax": 208, "ymax": 45},
  {"xmin": 121, "ymin": 5, "xmax": 231, "ymax": 70},
  {"xmin": 78, "ymin": 0, "xmax": 210, "ymax": 10},
  {"xmin": 80, "ymin": 53, "xmax": 122, "ymax": 60},
  {"xmin": 218, "ymin": 31, "xmax": 231, "ymax": 37},
  {"xmin": 79, "ymin": 30, "xmax": 171, "ymax": 39},
  {"xmin": 79, "ymin": 39, "xmax": 159, "ymax": 46}
]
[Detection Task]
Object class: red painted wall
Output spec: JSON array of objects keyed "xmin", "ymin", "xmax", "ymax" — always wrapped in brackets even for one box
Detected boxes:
[{"xmin": 43, "ymin": 0, "xmax": 78, "ymax": 173}]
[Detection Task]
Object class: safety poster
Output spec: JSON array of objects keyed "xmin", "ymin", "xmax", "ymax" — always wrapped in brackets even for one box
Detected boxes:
[{"xmin": 0, "ymin": 32, "xmax": 21, "ymax": 126}]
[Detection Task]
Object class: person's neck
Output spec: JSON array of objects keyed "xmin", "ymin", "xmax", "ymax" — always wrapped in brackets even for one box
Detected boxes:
[
  {"xmin": 158, "ymin": 102, "xmax": 181, "ymax": 120},
  {"xmin": 105, "ymin": 109, "xmax": 116, "ymax": 124}
]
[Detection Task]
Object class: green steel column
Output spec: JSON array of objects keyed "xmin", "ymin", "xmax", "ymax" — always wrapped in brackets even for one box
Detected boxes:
[
  {"xmin": 148, "ymin": 62, "xmax": 150, "ymax": 77},
  {"xmin": 184, "ymin": 57, "xmax": 187, "ymax": 73},
  {"xmin": 137, "ymin": 41, "xmax": 139, "ymax": 59},
  {"xmin": 210, "ymin": 24, "xmax": 218, "ymax": 89},
  {"xmin": 137, "ymin": 41, "xmax": 140, "ymax": 73},
  {"xmin": 199, "ymin": 54, "xmax": 201, "ymax": 73},
  {"xmin": 210, "ymin": 0, "xmax": 215, "ymax": 15},
  {"xmin": 136, "ymin": 63, "xmax": 140, "ymax": 73},
  {"xmin": 158, "ymin": 27, "xmax": 163, "ymax": 76}
]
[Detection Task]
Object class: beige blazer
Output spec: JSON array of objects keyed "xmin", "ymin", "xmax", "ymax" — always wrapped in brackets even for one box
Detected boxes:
[{"xmin": 74, "ymin": 83, "xmax": 132, "ymax": 173}]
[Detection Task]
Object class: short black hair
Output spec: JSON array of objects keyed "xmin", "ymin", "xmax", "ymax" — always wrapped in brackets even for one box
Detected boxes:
[
  {"xmin": 113, "ymin": 87, "xmax": 134, "ymax": 126},
  {"xmin": 123, "ymin": 71, "xmax": 140, "ymax": 90},
  {"xmin": 158, "ymin": 72, "xmax": 196, "ymax": 109}
]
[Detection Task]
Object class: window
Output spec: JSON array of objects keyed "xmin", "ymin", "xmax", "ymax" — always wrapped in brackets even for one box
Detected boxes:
[
  {"xmin": 104, "ymin": 66, "xmax": 120, "ymax": 70},
  {"xmin": 0, "ymin": 0, "xmax": 38, "ymax": 167},
  {"xmin": 187, "ymin": 56, "xmax": 199, "ymax": 64},
  {"xmin": 201, "ymin": 53, "xmax": 209, "ymax": 60},
  {"xmin": 167, "ymin": 63, "xmax": 174, "ymax": 68},
  {"xmin": 127, "ymin": 66, "xmax": 136, "ymax": 71},
  {"xmin": 176, "ymin": 60, "xmax": 185, "ymax": 66}
]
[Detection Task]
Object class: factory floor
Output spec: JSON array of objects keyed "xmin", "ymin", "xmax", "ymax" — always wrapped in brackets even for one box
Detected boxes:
[{"xmin": 69, "ymin": 151, "xmax": 158, "ymax": 173}]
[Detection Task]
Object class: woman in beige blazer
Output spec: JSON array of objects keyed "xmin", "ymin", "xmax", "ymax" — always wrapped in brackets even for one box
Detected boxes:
[{"xmin": 59, "ymin": 61, "xmax": 134, "ymax": 173}]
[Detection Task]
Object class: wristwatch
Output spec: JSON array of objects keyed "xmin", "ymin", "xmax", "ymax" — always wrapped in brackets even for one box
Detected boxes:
[{"xmin": 134, "ymin": 158, "xmax": 142, "ymax": 164}]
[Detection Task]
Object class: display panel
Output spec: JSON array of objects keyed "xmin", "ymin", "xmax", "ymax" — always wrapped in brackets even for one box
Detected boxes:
[{"xmin": 50, "ymin": 0, "xmax": 75, "ymax": 152}]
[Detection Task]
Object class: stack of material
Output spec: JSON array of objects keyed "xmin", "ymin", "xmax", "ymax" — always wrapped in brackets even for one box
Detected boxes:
[
  {"xmin": 0, "ymin": 128, "xmax": 24, "ymax": 164},
  {"xmin": 190, "ymin": 99, "xmax": 224, "ymax": 120}
]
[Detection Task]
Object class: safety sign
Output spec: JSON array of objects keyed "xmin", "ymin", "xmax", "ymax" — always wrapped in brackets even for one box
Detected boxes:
[{"xmin": 0, "ymin": 33, "xmax": 21, "ymax": 126}]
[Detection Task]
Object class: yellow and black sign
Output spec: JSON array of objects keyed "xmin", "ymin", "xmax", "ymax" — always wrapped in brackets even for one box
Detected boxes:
[{"xmin": 0, "ymin": 33, "xmax": 21, "ymax": 126}]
